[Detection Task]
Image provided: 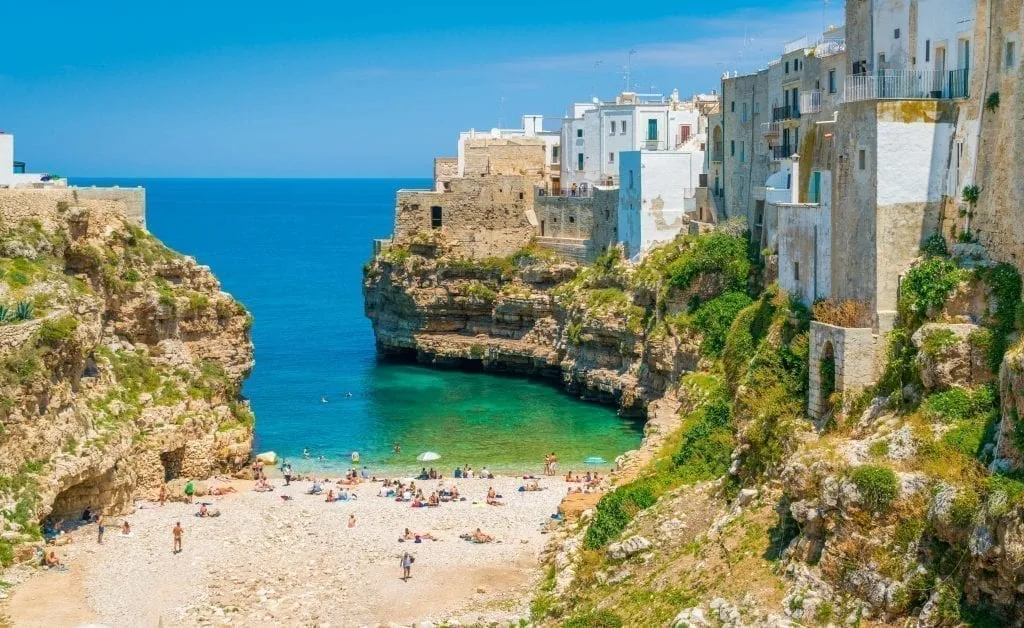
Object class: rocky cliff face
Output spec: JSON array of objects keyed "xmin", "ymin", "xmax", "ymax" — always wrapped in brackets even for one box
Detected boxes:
[
  {"xmin": 365, "ymin": 227, "xmax": 1024, "ymax": 626},
  {"xmin": 0, "ymin": 195, "xmax": 252, "ymax": 563}
]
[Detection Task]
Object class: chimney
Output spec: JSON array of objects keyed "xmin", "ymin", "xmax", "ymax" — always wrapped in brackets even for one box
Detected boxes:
[{"xmin": 790, "ymin": 154, "xmax": 800, "ymax": 204}]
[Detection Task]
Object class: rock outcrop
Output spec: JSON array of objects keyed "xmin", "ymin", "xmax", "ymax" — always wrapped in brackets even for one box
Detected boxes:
[{"xmin": 0, "ymin": 193, "xmax": 252, "ymax": 561}]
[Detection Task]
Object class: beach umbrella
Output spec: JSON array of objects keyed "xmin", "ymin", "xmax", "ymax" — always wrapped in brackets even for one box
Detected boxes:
[{"xmin": 417, "ymin": 451, "xmax": 441, "ymax": 462}]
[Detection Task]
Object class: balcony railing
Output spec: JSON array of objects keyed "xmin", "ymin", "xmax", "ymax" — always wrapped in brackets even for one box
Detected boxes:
[
  {"xmin": 761, "ymin": 121, "xmax": 781, "ymax": 137},
  {"xmin": 711, "ymin": 143, "xmax": 724, "ymax": 162},
  {"xmin": 536, "ymin": 185, "xmax": 594, "ymax": 199},
  {"xmin": 800, "ymin": 90, "xmax": 822, "ymax": 114},
  {"xmin": 845, "ymin": 68, "xmax": 970, "ymax": 103},
  {"xmin": 772, "ymin": 104, "xmax": 800, "ymax": 121},
  {"xmin": 771, "ymin": 144, "xmax": 794, "ymax": 160}
]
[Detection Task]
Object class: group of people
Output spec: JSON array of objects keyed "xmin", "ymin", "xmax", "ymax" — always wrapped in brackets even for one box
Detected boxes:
[
  {"xmin": 543, "ymin": 452, "xmax": 559, "ymax": 476},
  {"xmin": 452, "ymin": 465, "xmax": 494, "ymax": 479}
]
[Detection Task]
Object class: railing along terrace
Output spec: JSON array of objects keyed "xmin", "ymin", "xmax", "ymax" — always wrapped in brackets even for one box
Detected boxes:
[
  {"xmin": 783, "ymin": 35, "xmax": 810, "ymax": 54},
  {"xmin": 771, "ymin": 144, "xmax": 794, "ymax": 160},
  {"xmin": 844, "ymin": 69, "xmax": 970, "ymax": 103},
  {"xmin": 536, "ymin": 185, "xmax": 594, "ymax": 199},
  {"xmin": 772, "ymin": 104, "xmax": 800, "ymax": 121},
  {"xmin": 800, "ymin": 90, "xmax": 822, "ymax": 114},
  {"xmin": 761, "ymin": 121, "xmax": 781, "ymax": 137}
]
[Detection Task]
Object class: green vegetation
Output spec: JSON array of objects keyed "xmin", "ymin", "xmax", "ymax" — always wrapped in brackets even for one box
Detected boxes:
[
  {"xmin": 985, "ymin": 92, "xmax": 1001, "ymax": 112},
  {"xmin": 584, "ymin": 479, "xmax": 659, "ymax": 549},
  {"xmin": 920, "ymin": 328, "xmax": 958, "ymax": 358},
  {"xmin": 562, "ymin": 609, "xmax": 624, "ymax": 628},
  {"xmin": 687, "ymin": 292, "xmax": 753, "ymax": 357},
  {"xmin": 975, "ymin": 263, "xmax": 1022, "ymax": 370},
  {"xmin": 922, "ymin": 233, "xmax": 949, "ymax": 257},
  {"xmin": 37, "ymin": 315, "xmax": 78, "ymax": 345},
  {"xmin": 665, "ymin": 232, "xmax": 750, "ymax": 293},
  {"xmin": 465, "ymin": 282, "xmax": 497, "ymax": 302},
  {"xmin": 850, "ymin": 465, "xmax": 899, "ymax": 512},
  {"xmin": 899, "ymin": 257, "xmax": 966, "ymax": 324}
]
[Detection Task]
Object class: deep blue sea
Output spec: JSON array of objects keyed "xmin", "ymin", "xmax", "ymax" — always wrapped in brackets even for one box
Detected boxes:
[{"xmin": 77, "ymin": 179, "xmax": 643, "ymax": 474}]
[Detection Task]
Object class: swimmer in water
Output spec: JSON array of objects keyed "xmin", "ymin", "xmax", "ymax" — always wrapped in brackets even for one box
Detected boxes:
[
  {"xmin": 345, "ymin": 392, "xmax": 353, "ymax": 398},
  {"xmin": 321, "ymin": 396, "xmax": 328, "ymax": 404},
  {"xmin": 303, "ymin": 448, "xmax": 310, "ymax": 458}
]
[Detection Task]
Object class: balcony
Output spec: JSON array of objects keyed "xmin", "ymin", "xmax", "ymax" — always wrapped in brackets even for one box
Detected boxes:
[
  {"xmin": 800, "ymin": 90, "xmax": 822, "ymax": 114},
  {"xmin": 772, "ymin": 104, "xmax": 800, "ymax": 122},
  {"xmin": 771, "ymin": 144, "xmax": 794, "ymax": 160},
  {"xmin": 761, "ymin": 121, "xmax": 781, "ymax": 137},
  {"xmin": 711, "ymin": 143, "xmax": 724, "ymax": 163},
  {"xmin": 844, "ymin": 69, "xmax": 970, "ymax": 103}
]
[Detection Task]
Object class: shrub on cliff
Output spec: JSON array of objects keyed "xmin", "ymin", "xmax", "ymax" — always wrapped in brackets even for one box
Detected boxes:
[
  {"xmin": 38, "ymin": 315, "xmax": 78, "ymax": 346},
  {"xmin": 584, "ymin": 479, "xmax": 658, "ymax": 549},
  {"xmin": 690, "ymin": 291, "xmax": 753, "ymax": 357},
  {"xmin": 850, "ymin": 464, "xmax": 899, "ymax": 512},
  {"xmin": 665, "ymin": 232, "xmax": 750, "ymax": 293},
  {"xmin": 899, "ymin": 258, "xmax": 967, "ymax": 325},
  {"xmin": 811, "ymin": 298, "xmax": 871, "ymax": 328},
  {"xmin": 671, "ymin": 399, "xmax": 734, "ymax": 481}
]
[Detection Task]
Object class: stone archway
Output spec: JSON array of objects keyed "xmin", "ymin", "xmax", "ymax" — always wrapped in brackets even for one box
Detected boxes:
[{"xmin": 820, "ymin": 341, "xmax": 836, "ymax": 414}]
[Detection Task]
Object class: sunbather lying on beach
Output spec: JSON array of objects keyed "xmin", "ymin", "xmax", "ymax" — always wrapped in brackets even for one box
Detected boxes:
[
  {"xmin": 460, "ymin": 528, "xmax": 494, "ymax": 543},
  {"xmin": 196, "ymin": 503, "xmax": 221, "ymax": 517},
  {"xmin": 519, "ymin": 480, "xmax": 542, "ymax": 492},
  {"xmin": 253, "ymin": 478, "xmax": 274, "ymax": 492}
]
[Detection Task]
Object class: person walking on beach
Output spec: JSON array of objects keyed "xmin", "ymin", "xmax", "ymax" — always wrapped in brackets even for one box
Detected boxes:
[
  {"xmin": 97, "ymin": 514, "xmax": 105, "ymax": 544},
  {"xmin": 172, "ymin": 521, "xmax": 183, "ymax": 554},
  {"xmin": 400, "ymin": 551, "xmax": 414, "ymax": 581},
  {"xmin": 158, "ymin": 484, "xmax": 167, "ymax": 506},
  {"xmin": 283, "ymin": 463, "xmax": 293, "ymax": 486}
]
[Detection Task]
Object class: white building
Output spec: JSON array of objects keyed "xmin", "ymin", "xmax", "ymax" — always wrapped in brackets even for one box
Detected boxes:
[
  {"xmin": 561, "ymin": 90, "xmax": 709, "ymax": 190},
  {"xmin": 0, "ymin": 133, "xmax": 49, "ymax": 188},
  {"xmin": 617, "ymin": 148, "xmax": 705, "ymax": 258},
  {"xmin": 456, "ymin": 115, "xmax": 560, "ymax": 178}
]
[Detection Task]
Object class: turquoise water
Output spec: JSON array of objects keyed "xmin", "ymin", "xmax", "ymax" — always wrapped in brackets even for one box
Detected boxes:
[{"xmin": 77, "ymin": 178, "xmax": 643, "ymax": 473}]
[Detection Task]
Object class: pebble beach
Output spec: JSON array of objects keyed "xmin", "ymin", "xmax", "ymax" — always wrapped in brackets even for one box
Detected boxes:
[{"xmin": 6, "ymin": 474, "xmax": 584, "ymax": 627}]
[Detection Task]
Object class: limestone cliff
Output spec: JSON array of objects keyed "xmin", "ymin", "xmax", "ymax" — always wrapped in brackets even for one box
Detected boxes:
[
  {"xmin": 0, "ymin": 193, "xmax": 252, "ymax": 564},
  {"xmin": 365, "ymin": 226, "xmax": 1024, "ymax": 626}
]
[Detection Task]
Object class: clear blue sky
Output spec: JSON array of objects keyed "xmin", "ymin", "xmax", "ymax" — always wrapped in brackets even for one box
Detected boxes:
[{"xmin": 0, "ymin": 1, "xmax": 842, "ymax": 178}]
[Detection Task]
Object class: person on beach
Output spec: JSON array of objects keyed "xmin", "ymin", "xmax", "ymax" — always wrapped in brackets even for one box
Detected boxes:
[
  {"xmin": 158, "ymin": 484, "xmax": 167, "ymax": 506},
  {"xmin": 393, "ymin": 441, "xmax": 401, "ymax": 454},
  {"xmin": 97, "ymin": 514, "xmax": 105, "ymax": 544},
  {"xmin": 351, "ymin": 451, "xmax": 360, "ymax": 465},
  {"xmin": 283, "ymin": 463, "xmax": 293, "ymax": 486},
  {"xmin": 401, "ymin": 551, "xmax": 414, "ymax": 581},
  {"xmin": 325, "ymin": 489, "xmax": 336, "ymax": 503},
  {"xmin": 348, "ymin": 514, "xmax": 356, "ymax": 528},
  {"xmin": 172, "ymin": 521, "xmax": 183, "ymax": 554},
  {"xmin": 486, "ymin": 487, "xmax": 504, "ymax": 506},
  {"xmin": 184, "ymin": 480, "xmax": 195, "ymax": 504},
  {"xmin": 549, "ymin": 452, "xmax": 558, "ymax": 475},
  {"xmin": 44, "ymin": 549, "xmax": 62, "ymax": 568},
  {"xmin": 121, "ymin": 520, "xmax": 131, "ymax": 536}
]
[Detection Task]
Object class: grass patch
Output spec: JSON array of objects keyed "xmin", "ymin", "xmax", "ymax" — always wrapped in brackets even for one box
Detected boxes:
[{"xmin": 850, "ymin": 464, "xmax": 899, "ymax": 512}]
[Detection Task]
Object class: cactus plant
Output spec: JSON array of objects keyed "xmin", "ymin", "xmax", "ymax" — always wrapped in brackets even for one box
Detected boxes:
[
  {"xmin": 13, "ymin": 300, "xmax": 33, "ymax": 322},
  {"xmin": 0, "ymin": 305, "xmax": 10, "ymax": 324}
]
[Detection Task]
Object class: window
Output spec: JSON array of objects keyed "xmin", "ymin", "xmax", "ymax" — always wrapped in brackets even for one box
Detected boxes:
[
  {"xmin": 894, "ymin": 28, "xmax": 900, "ymax": 39},
  {"xmin": 576, "ymin": 129, "xmax": 583, "ymax": 138},
  {"xmin": 610, "ymin": 121, "xmax": 617, "ymax": 134},
  {"xmin": 646, "ymin": 119, "xmax": 658, "ymax": 141},
  {"xmin": 552, "ymin": 146, "xmax": 560, "ymax": 163},
  {"xmin": 828, "ymin": 69, "xmax": 836, "ymax": 93},
  {"xmin": 742, "ymin": 102, "xmax": 748, "ymax": 123},
  {"xmin": 1006, "ymin": 41, "xmax": 1017, "ymax": 69},
  {"xmin": 577, "ymin": 153, "xmax": 584, "ymax": 171},
  {"xmin": 430, "ymin": 206, "xmax": 442, "ymax": 228},
  {"xmin": 568, "ymin": 216, "xmax": 575, "ymax": 223},
  {"xmin": 730, "ymin": 101, "xmax": 735, "ymax": 112},
  {"xmin": 629, "ymin": 170, "xmax": 634, "ymax": 189},
  {"xmin": 858, "ymin": 149, "xmax": 866, "ymax": 170},
  {"xmin": 621, "ymin": 121, "xmax": 627, "ymax": 134},
  {"xmin": 608, "ymin": 152, "xmax": 615, "ymax": 164},
  {"xmin": 785, "ymin": 61, "xmax": 790, "ymax": 73},
  {"xmin": 740, "ymin": 141, "xmax": 745, "ymax": 163},
  {"xmin": 753, "ymin": 102, "xmax": 760, "ymax": 114},
  {"xmin": 730, "ymin": 140, "xmax": 735, "ymax": 156},
  {"xmin": 794, "ymin": 262, "xmax": 800, "ymax": 281},
  {"xmin": 925, "ymin": 40, "xmax": 931, "ymax": 62}
]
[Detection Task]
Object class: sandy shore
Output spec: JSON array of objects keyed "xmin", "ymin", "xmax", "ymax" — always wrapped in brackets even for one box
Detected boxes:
[{"xmin": 5, "ymin": 474, "xmax": 583, "ymax": 627}]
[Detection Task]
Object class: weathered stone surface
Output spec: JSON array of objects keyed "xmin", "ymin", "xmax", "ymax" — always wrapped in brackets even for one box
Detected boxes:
[
  {"xmin": 605, "ymin": 535, "xmax": 651, "ymax": 560},
  {"xmin": 911, "ymin": 322, "xmax": 992, "ymax": 390}
]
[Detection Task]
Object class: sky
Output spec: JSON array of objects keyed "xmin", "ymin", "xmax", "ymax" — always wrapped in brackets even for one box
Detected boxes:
[{"xmin": 0, "ymin": 1, "xmax": 843, "ymax": 178}]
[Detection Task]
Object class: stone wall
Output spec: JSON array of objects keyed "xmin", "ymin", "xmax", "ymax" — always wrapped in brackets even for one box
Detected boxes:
[
  {"xmin": 722, "ymin": 70, "xmax": 770, "ymax": 230},
  {"xmin": 533, "ymin": 187, "xmax": 619, "ymax": 262},
  {"xmin": 808, "ymin": 322, "xmax": 881, "ymax": 419},
  {"xmin": 0, "ymin": 186, "xmax": 146, "ymax": 229},
  {"xmin": 433, "ymin": 157, "xmax": 458, "ymax": 191},
  {"xmin": 776, "ymin": 201, "xmax": 831, "ymax": 305},
  {"xmin": 463, "ymin": 137, "xmax": 548, "ymax": 178},
  {"xmin": 971, "ymin": 0, "xmax": 1024, "ymax": 274},
  {"xmin": 394, "ymin": 175, "xmax": 537, "ymax": 259}
]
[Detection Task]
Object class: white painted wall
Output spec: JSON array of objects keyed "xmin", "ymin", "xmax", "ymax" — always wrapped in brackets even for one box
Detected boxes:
[
  {"xmin": 0, "ymin": 134, "xmax": 45, "ymax": 188},
  {"xmin": 915, "ymin": 0, "xmax": 976, "ymax": 73},
  {"xmin": 876, "ymin": 120, "xmax": 955, "ymax": 204},
  {"xmin": 617, "ymin": 150, "xmax": 698, "ymax": 257},
  {"xmin": 777, "ymin": 171, "xmax": 833, "ymax": 305}
]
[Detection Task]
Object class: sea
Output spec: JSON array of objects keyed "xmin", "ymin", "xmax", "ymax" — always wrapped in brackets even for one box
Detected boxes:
[{"xmin": 77, "ymin": 178, "xmax": 644, "ymax": 475}]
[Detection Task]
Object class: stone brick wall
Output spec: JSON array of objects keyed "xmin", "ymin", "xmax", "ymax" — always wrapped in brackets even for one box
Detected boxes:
[
  {"xmin": 808, "ymin": 322, "xmax": 881, "ymax": 419},
  {"xmin": 463, "ymin": 138, "xmax": 547, "ymax": 178},
  {"xmin": 533, "ymin": 187, "xmax": 618, "ymax": 262},
  {"xmin": 394, "ymin": 174, "xmax": 537, "ymax": 259},
  {"xmin": 0, "ymin": 187, "xmax": 146, "ymax": 229},
  {"xmin": 433, "ymin": 158, "xmax": 458, "ymax": 191}
]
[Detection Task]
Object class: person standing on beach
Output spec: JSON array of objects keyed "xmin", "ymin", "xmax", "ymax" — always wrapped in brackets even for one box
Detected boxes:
[
  {"xmin": 158, "ymin": 484, "xmax": 167, "ymax": 506},
  {"xmin": 550, "ymin": 452, "xmax": 558, "ymax": 475},
  {"xmin": 283, "ymin": 463, "xmax": 293, "ymax": 486},
  {"xmin": 172, "ymin": 521, "xmax": 183, "ymax": 554},
  {"xmin": 97, "ymin": 514, "xmax": 105, "ymax": 544},
  {"xmin": 400, "ymin": 551, "xmax": 414, "ymax": 581}
]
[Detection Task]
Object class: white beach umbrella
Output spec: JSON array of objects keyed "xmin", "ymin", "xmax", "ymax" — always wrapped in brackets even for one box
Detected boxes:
[{"xmin": 417, "ymin": 451, "xmax": 441, "ymax": 462}]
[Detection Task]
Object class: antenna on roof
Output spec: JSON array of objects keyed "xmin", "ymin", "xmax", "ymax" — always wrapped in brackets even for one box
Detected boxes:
[{"xmin": 624, "ymin": 49, "xmax": 637, "ymax": 91}]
